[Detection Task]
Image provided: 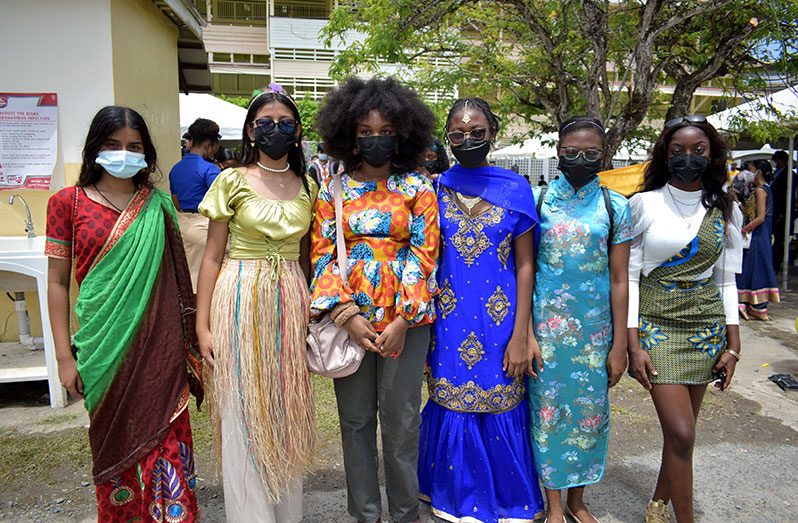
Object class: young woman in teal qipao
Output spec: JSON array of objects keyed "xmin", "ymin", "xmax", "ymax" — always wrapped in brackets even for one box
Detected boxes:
[
  {"xmin": 418, "ymin": 98, "xmax": 544, "ymax": 522},
  {"xmin": 529, "ymin": 117, "xmax": 633, "ymax": 523}
]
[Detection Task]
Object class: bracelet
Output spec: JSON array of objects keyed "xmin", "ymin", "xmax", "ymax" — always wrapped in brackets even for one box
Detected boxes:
[
  {"xmin": 329, "ymin": 301, "xmax": 356, "ymax": 322},
  {"xmin": 725, "ymin": 349, "xmax": 741, "ymax": 361},
  {"xmin": 332, "ymin": 303, "xmax": 360, "ymax": 328}
]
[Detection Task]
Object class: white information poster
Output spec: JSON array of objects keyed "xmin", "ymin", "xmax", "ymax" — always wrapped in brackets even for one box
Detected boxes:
[{"xmin": 0, "ymin": 93, "xmax": 58, "ymax": 190}]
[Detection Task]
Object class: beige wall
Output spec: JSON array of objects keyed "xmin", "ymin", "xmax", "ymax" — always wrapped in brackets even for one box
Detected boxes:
[
  {"xmin": 111, "ymin": 0, "xmax": 181, "ymax": 189},
  {"xmin": 0, "ymin": 0, "xmax": 183, "ymax": 341},
  {"xmin": 0, "ymin": 0, "xmax": 115, "ymax": 237}
]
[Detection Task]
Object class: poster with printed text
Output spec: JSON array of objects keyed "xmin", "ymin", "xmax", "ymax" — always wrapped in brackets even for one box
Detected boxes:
[{"xmin": 0, "ymin": 93, "xmax": 58, "ymax": 190}]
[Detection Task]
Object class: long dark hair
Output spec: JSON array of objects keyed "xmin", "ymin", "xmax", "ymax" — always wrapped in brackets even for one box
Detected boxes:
[
  {"xmin": 641, "ymin": 120, "xmax": 732, "ymax": 220},
  {"xmin": 78, "ymin": 106, "xmax": 157, "ymax": 188},
  {"xmin": 240, "ymin": 92, "xmax": 309, "ymax": 193},
  {"xmin": 752, "ymin": 159, "xmax": 774, "ymax": 182}
]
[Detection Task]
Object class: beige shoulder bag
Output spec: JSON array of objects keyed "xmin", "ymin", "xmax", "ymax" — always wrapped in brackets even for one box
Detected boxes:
[{"xmin": 306, "ymin": 171, "xmax": 365, "ymax": 378}]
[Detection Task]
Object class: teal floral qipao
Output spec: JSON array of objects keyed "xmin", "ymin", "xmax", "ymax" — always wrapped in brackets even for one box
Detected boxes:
[{"xmin": 530, "ymin": 176, "xmax": 633, "ymax": 489}]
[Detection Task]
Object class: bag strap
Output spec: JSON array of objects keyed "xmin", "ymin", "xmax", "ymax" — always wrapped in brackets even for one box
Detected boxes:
[
  {"xmin": 536, "ymin": 186, "xmax": 547, "ymax": 218},
  {"xmin": 602, "ymin": 185, "xmax": 614, "ymax": 239},
  {"xmin": 332, "ymin": 171, "xmax": 349, "ymax": 284}
]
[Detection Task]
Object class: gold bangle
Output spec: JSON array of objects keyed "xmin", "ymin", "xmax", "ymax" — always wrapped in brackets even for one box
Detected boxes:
[{"xmin": 725, "ymin": 349, "xmax": 741, "ymax": 361}]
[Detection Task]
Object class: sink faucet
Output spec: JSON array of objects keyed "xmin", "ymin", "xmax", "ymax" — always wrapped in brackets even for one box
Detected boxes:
[{"xmin": 8, "ymin": 194, "xmax": 35, "ymax": 238}]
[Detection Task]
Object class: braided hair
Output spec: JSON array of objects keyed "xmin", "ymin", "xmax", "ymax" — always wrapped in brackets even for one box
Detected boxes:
[{"xmin": 445, "ymin": 98, "xmax": 501, "ymax": 141}]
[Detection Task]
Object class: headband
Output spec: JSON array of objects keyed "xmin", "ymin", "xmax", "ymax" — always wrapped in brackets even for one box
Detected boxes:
[
  {"xmin": 248, "ymin": 82, "xmax": 300, "ymax": 113},
  {"xmin": 559, "ymin": 119, "xmax": 605, "ymax": 134}
]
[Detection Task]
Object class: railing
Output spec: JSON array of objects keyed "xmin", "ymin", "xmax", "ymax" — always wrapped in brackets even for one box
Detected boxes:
[
  {"xmin": 212, "ymin": 0, "xmax": 269, "ymax": 25},
  {"xmin": 272, "ymin": 47, "xmax": 336, "ymax": 61},
  {"xmin": 213, "ymin": 72, "xmax": 272, "ymax": 96},
  {"xmin": 191, "ymin": 0, "xmax": 207, "ymax": 16},
  {"xmin": 273, "ymin": 4, "xmax": 329, "ymax": 19}
]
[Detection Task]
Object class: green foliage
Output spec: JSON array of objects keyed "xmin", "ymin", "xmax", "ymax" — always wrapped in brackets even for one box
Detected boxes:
[
  {"xmin": 217, "ymin": 94, "xmax": 249, "ymax": 109},
  {"xmin": 323, "ymin": 0, "xmax": 798, "ymax": 158},
  {"xmin": 296, "ymin": 98, "xmax": 322, "ymax": 142}
]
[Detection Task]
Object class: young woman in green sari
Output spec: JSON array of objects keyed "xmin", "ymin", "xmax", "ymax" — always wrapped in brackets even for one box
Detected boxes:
[{"xmin": 46, "ymin": 106, "xmax": 203, "ymax": 522}]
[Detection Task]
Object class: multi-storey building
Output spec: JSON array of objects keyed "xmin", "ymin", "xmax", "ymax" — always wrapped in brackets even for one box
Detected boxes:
[{"xmin": 192, "ymin": 0, "xmax": 340, "ymax": 99}]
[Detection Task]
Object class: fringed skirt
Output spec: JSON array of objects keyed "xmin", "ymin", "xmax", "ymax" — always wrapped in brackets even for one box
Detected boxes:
[{"xmin": 207, "ymin": 258, "xmax": 316, "ymax": 517}]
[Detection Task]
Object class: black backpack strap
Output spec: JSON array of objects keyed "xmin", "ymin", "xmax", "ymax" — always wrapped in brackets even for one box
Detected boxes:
[
  {"xmin": 536, "ymin": 186, "xmax": 548, "ymax": 218},
  {"xmin": 601, "ymin": 185, "xmax": 614, "ymax": 239}
]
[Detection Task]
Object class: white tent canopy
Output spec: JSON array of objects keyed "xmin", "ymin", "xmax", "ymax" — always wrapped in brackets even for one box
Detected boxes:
[
  {"xmin": 490, "ymin": 132, "xmax": 649, "ymax": 160},
  {"xmin": 706, "ymin": 85, "xmax": 798, "ymax": 131},
  {"xmin": 179, "ymin": 93, "xmax": 247, "ymax": 141}
]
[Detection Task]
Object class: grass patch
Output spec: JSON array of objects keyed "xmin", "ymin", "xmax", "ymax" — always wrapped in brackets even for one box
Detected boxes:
[
  {"xmin": 0, "ymin": 427, "xmax": 91, "ymax": 487},
  {"xmin": 312, "ymin": 375, "xmax": 340, "ymax": 444},
  {"xmin": 36, "ymin": 412, "xmax": 80, "ymax": 426}
]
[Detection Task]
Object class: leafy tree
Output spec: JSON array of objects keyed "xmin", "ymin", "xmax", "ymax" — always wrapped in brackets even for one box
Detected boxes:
[{"xmin": 324, "ymin": 0, "xmax": 797, "ymax": 164}]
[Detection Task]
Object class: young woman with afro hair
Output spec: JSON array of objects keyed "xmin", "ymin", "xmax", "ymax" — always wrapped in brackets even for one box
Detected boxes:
[{"xmin": 309, "ymin": 77, "xmax": 439, "ymax": 523}]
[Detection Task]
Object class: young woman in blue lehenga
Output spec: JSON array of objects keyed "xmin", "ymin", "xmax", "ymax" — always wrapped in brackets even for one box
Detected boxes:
[{"xmin": 418, "ymin": 98, "xmax": 544, "ymax": 522}]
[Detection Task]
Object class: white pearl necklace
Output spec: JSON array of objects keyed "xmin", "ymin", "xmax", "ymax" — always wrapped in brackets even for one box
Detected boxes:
[{"xmin": 257, "ymin": 161, "xmax": 290, "ymax": 173}]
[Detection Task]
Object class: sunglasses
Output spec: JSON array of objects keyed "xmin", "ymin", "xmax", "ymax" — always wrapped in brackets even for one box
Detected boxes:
[
  {"xmin": 664, "ymin": 115, "xmax": 707, "ymax": 129},
  {"xmin": 251, "ymin": 117, "xmax": 298, "ymax": 134},
  {"xmin": 447, "ymin": 128, "xmax": 488, "ymax": 146},
  {"xmin": 560, "ymin": 147, "xmax": 604, "ymax": 162}
]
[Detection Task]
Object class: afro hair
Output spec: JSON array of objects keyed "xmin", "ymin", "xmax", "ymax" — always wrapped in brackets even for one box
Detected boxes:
[{"xmin": 315, "ymin": 77, "xmax": 435, "ymax": 173}]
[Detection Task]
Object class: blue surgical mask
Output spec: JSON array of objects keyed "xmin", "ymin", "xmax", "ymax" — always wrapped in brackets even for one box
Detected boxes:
[
  {"xmin": 318, "ymin": 153, "xmax": 328, "ymax": 161},
  {"xmin": 95, "ymin": 150, "xmax": 148, "ymax": 179}
]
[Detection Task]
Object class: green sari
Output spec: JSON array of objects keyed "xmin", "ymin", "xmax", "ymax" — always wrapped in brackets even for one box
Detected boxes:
[{"xmin": 73, "ymin": 187, "xmax": 203, "ymax": 484}]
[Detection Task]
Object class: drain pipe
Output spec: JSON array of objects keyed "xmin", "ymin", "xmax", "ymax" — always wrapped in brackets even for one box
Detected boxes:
[{"xmin": 12, "ymin": 292, "xmax": 43, "ymax": 347}]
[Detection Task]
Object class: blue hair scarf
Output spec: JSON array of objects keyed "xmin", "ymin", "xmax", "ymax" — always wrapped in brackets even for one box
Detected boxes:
[{"xmin": 439, "ymin": 164, "xmax": 540, "ymax": 246}]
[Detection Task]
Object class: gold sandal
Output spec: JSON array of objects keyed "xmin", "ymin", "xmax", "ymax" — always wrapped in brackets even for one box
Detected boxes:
[{"xmin": 645, "ymin": 499, "xmax": 670, "ymax": 523}]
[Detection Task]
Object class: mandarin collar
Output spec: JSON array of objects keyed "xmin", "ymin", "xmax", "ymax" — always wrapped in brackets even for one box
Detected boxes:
[{"xmin": 550, "ymin": 175, "xmax": 601, "ymax": 200}]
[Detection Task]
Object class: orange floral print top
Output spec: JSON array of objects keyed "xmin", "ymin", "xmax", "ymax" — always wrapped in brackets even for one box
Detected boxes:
[{"xmin": 310, "ymin": 171, "xmax": 440, "ymax": 332}]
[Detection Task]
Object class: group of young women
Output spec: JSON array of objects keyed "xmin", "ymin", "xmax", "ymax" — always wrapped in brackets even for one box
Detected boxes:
[{"xmin": 46, "ymin": 77, "xmax": 743, "ymax": 523}]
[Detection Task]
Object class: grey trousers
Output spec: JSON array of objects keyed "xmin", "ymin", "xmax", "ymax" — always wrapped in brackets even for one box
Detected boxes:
[{"xmin": 333, "ymin": 325, "xmax": 431, "ymax": 523}]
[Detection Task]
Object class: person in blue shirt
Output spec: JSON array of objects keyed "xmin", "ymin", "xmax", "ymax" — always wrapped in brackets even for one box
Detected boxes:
[{"xmin": 169, "ymin": 118, "xmax": 221, "ymax": 291}]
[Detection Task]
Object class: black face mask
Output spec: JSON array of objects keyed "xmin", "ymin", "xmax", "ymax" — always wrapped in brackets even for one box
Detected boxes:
[
  {"xmin": 668, "ymin": 154, "xmax": 709, "ymax": 184},
  {"xmin": 419, "ymin": 160, "xmax": 437, "ymax": 172},
  {"xmin": 451, "ymin": 139, "xmax": 490, "ymax": 168},
  {"xmin": 254, "ymin": 126, "xmax": 296, "ymax": 160},
  {"xmin": 357, "ymin": 136, "xmax": 397, "ymax": 168},
  {"xmin": 558, "ymin": 156, "xmax": 601, "ymax": 188}
]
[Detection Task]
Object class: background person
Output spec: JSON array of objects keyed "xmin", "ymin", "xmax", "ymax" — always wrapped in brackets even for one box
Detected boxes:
[
  {"xmin": 769, "ymin": 150, "xmax": 796, "ymax": 272},
  {"xmin": 308, "ymin": 142, "xmax": 339, "ymax": 183},
  {"xmin": 737, "ymin": 159, "xmax": 780, "ymax": 320},
  {"xmin": 417, "ymin": 139, "xmax": 450, "ymax": 181},
  {"xmin": 169, "ymin": 118, "xmax": 222, "ymax": 291},
  {"xmin": 627, "ymin": 115, "xmax": 743, "ymax": 523},
  {"xmin": 46, "ymin": 106, "xmax": 203, "ymax": 522},
  {"xmin": 310, "ymin": 77, "xmax": 439, "ymax": 523},
  {"xmin": 215, "ymin": 147, "xmax": 238, "ymax": 169}
]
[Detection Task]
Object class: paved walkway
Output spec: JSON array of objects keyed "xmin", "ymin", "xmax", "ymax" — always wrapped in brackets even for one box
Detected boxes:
[{"xmin": 2, "ymin": 279, "xmax": 798, "ymax": 522}]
